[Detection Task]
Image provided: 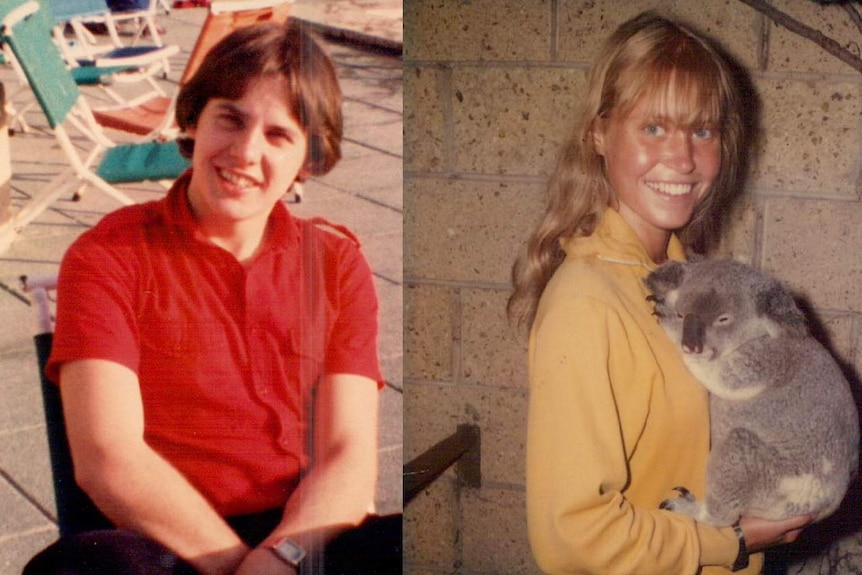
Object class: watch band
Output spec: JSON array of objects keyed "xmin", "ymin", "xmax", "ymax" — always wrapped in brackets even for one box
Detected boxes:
[
  {"xmin": 269, "ymin": 537, "xmax": 306, "ymax": 568},
  {"xmin": 731, "ymin": 521, "xmax": 749, "ymax": 572}
]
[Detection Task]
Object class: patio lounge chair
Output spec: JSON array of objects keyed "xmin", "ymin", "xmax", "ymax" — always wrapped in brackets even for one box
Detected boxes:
[
  {"xmin": 92, "ymin": 0, "xmax": 292, "ymax": 139},
  {"xmin": 0, "ymin": 0, "xmax": 189, "ymax": 253},
  {"xmin": 21, "ymin": 274, "xmax": 112, "ymax": 537}
]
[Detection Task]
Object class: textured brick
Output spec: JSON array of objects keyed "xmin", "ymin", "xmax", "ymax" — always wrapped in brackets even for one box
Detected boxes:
[
  {"xmin": 404, "ymin": 381, "xmax": 528, "ymax": 486},
  {"xmin": 762, "ymin": 199, "xmax": 862, "ymax": 313},
  {"xmin": 713, "ymin": 193, "xmax": 757, "ymax": 263},
  {"xmin": 404, "ymin": 66, "xmax": 447, "ymax": 173},
  {"xmin": 403, "ymin": 476, "xmax": 459, "ymax": 569},
  {"xmin": 405, "ymin": 177, "xmax": 545, "ymax": 283},
  {"xmin": 403, "ymin": 382, "xmax": 464, "ymax": 462},
  {"xmin": 462, "ymin": 487, "xmax": 541, "ymax": 574},
  {"xmin": 452, "ymin": 66, "xmax": 585, "ymax": 176},
  {"xmin": 557, "ymin": 0, "xmax": 759, "ymax": 69},
  {"xmin": 404, "ymin": 0, "xmax": 552, "ymax": 62},
  {"xmin": 461, "ymin": 288, "xmax": 528, "ymax": 389},
  {"xmin": 460, "ymin": 384, "xmax": 528, "ymax": 485},
  {"xmin": 404, "ymin": 284, "xmax": 456, "ymax": 382},
  {"xmin": 753, "ymin": 78, "xmax": 860, "ymax": 198},
  {"xmin": 766, "ymin": 0, "xmax": 861, "ymax": 74},
  {"xmin": 808, "ymin": 313, "xmax": 857, "ymax": 373}
]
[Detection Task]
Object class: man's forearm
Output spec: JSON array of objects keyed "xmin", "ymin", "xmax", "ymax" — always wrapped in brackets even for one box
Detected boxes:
[{"xmin": 77, "ymin": 444, "xmax": 249, "ymax": 575}]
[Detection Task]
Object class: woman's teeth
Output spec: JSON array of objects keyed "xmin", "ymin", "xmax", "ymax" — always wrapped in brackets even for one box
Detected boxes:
[{"xmin": 647, "ymin": 182, "xmax": 693, "ymax": 196}]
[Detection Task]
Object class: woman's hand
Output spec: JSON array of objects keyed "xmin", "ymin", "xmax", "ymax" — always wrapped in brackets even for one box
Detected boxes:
[{"xmin": 738, "ymin": 514, "xmax": 814, "ymax": 552}]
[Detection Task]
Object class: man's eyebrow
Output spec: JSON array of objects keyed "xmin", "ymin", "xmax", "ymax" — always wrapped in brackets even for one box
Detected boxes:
[
  {"xmin": 213, "ymin": 101, "xmax": 245, "ymax": 116},
  {"xmin": 211, "ymin": 99, "xmax": 304, "ymax": 136}
]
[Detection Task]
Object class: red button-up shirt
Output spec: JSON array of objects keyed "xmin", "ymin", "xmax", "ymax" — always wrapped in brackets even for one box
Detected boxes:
[{"xmin": 48, "ymin": 172, "xmax": 382, "ymax": 516}]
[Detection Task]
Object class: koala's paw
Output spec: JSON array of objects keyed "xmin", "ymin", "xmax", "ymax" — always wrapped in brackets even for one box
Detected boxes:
[{"xmin": 660, "ymin": 486, "xmax": 704, "ymax": 519}]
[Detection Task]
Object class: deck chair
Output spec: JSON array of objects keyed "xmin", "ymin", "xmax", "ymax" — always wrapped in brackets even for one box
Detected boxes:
[
  {"xmin": 1, "ymin": 29, "xmax": 145, "ymax": 134},
  {"xmin": 21, "ymin": 274, "xmax": 113, "ymax": 537},
  {"xmin": 48, "ymin": 0, "xmax": 180, "ymax": 106},
  {"xmin": 2, "ymin": 0, "xmax": 178, "ymax": 133},
  {"xmin": 92, "ymin": 0, "xmax": 169, "ymax": 48},
  {"xmin": 0, "ymin": 1, "xmax": 189, "ymax": 253},
  {"xmin": 92, "ymin": 0, "xmax": 292, "ymax": 139},
  {"xmin": 21, "ymin": 272, "xmax": 404, "ymax": 569},
  {"xmin": 49, "ymin": 0, "xmax": 177, "ymax": 64}
]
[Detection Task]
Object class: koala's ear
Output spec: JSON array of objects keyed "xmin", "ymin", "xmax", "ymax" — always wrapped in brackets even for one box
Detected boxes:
[
  {"xmin": 645, "ymin": 261, "xmax": 685, "ymax": 295},
  {"xmin": 755, "ymin": 281, "xmax": 808, "ymax": 337}
]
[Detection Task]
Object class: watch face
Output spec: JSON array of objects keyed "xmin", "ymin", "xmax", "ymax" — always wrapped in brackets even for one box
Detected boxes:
[{"xmin": 272, "ymin": 538, "xmax": 306, "ymax": 566}]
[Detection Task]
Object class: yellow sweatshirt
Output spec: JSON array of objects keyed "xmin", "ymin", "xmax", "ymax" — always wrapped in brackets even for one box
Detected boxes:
[{"xmin": 527, "ymin": 209, "xmax": 762, "ymax": 574}]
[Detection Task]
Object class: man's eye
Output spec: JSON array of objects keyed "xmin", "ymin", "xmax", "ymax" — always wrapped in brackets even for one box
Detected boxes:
[
  {"xmin": 268, "ymin": 130, "xmax": 295, "ymax": 145},
  {"xmin": 217, "ymin": 114, "xmax": 243, "ymax": 129}
]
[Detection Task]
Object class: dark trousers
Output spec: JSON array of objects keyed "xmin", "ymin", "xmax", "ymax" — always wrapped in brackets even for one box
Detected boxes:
[{"xmin": 23, "ymin": 511, "xmax": 402, "ymax": 574}]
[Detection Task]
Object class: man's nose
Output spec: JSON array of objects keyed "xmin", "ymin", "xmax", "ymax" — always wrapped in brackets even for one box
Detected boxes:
[{"xmin": 231, "ymin": 128, "xmax": 264, "ymax": 163}]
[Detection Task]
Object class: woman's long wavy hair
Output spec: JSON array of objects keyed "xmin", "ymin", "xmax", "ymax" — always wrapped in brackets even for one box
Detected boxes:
[{"xmin": 507, "ymin": 11, "xmax": 754, "ymax": 330}]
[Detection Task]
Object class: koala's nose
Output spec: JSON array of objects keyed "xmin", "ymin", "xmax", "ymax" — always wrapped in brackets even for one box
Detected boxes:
[{"xmin": 681, "ymin": 314, "xmax": 705, "ymax": 354}]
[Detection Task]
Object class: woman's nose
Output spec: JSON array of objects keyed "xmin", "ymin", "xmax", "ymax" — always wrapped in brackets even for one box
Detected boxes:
[{"xmin": 664, "ymin": 132, "xmax": 695, "ymax": 174}]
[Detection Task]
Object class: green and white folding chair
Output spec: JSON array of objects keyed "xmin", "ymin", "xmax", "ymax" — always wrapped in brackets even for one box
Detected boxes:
[
  {"xmin": 48, "ymin": 0, "xmax": 178, "ymax": 73},
  {"xmin": 91, "ymin": 0, "xmax": 293, "ymax": 139},
  {"xmin": 0, "ymin": 1, "xmax": 189, "ymax": 253}
]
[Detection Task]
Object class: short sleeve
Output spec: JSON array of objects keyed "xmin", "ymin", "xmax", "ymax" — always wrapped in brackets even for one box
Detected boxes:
[
  {"xmin": 323, "ymin": 237, "xmax": 383, "ymax": 388},
  {"xmin": 46, "ymin": 231, "xmax": 141, "ymax": 383}
]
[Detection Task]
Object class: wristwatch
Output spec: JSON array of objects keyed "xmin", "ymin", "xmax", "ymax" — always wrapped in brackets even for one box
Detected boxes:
[
  {"xmin": 731, "ymin": 521, "xmax": 749, "ymax": 572},
  {"xmin": 269, "ymin": 537, "xmax": 306, "ymax": 569}
]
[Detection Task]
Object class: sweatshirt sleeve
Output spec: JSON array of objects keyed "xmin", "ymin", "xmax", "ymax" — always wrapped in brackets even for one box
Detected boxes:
[{"xmin": 526, "ymin": 293, "xmax": 746, "ymax": 574}]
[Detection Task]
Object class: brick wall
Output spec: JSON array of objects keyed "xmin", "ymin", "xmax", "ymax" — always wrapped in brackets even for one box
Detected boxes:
[{"xmin": 404, "ymin": 1, "xmax": 862, "ymax": 573}]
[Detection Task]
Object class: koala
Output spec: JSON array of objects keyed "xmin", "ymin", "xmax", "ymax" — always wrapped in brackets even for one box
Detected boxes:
[{"xmin": 644, "ymin": 259, "xmax": 859, "ymax": 526}]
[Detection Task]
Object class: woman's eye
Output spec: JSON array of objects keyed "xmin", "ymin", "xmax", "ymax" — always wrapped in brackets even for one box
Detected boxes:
[
  {"xmin": 693, "ymin": 127, "xmax": 714, "ymax": 139},
  {"xmin": 644, "ymin": 124, "xmax": 665, "ymax": 136}
]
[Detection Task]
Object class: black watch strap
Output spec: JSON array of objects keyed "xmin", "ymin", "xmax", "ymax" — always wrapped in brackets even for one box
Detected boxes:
[{"xmin": 731, "ymin": 521, "xmax": 749, "ymax": 572}]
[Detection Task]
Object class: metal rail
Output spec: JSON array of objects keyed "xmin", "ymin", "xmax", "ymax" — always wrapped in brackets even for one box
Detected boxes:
[{"xmin": 403, "ymin": 424, "xmax": 481, "ymax": 505}]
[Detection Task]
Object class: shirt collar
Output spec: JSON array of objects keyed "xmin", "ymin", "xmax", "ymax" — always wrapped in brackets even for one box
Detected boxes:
[
  {"xmin": 562, "ymin": 208, "xmax": 686, "ymax": 269},
  {"xmin": 161, "ymin": 169, "xmax": 298, "ymax": 254}
]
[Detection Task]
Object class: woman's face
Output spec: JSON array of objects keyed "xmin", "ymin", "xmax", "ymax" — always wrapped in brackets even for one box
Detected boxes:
[
  {"xmin": 593, "ymin": 90, "xmax": 721, "ymax": 251},
  {"xmin": 186, "ymin": 74, "xmax": 308, "ymax": 233}
]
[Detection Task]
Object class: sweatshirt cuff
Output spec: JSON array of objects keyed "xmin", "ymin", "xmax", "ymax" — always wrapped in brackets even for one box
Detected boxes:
[{"xmin": 696, "ymin": 523, "xmax": 740, "ymax": 567}]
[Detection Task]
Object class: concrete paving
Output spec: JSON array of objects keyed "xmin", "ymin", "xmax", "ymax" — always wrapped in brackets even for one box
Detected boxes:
[{"xmin": 0, "ymin": 3, "xmax": 402, "ymax": 573}]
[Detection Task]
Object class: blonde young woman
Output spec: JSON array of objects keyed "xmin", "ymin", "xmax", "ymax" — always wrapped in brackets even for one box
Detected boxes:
[{"xmin": 509, "ymin": 12, "xmax": 811, "ymax": 574}]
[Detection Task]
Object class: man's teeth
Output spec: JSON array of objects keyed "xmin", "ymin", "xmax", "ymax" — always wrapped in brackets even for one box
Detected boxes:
[
  {"xmin": 647, "ymin": 182, "xmax": 693, "ymax": 196},
  {"xmin": 218, "ymin": 169, "xmax": 257, "ymax": 188}
]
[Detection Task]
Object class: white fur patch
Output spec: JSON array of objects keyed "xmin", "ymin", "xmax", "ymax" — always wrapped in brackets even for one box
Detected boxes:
[
  {"xmin": 682, "ymin": 357, "xmax": 766, "ymax": 401},
  {"xmin": 666, "ymin": 289, "xmax": 679, "ymax": 308},
  {"xmin": 778, "ymin": 474, "xmax": 827, "ymax": 506}
]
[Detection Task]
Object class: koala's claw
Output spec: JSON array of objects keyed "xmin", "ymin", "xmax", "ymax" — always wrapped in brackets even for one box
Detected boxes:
[
  {"xmin": 672, "ymin": 486, "xmax": 694, "ymax": 500},
  {"xmin": 660, "ymin": 486, "xmax": 695, "ymax": 510}
]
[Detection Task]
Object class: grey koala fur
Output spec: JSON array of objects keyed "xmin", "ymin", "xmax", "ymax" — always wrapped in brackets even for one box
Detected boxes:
[{"xmin": 644, "ymin": 259, "xmax": 859, "ymax": 527}]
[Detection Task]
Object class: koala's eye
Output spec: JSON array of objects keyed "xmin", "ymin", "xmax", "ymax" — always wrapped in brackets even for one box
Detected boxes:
[{"xmin": 715, "ymin": 314, "xmax": 732, "ymax": 325}]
